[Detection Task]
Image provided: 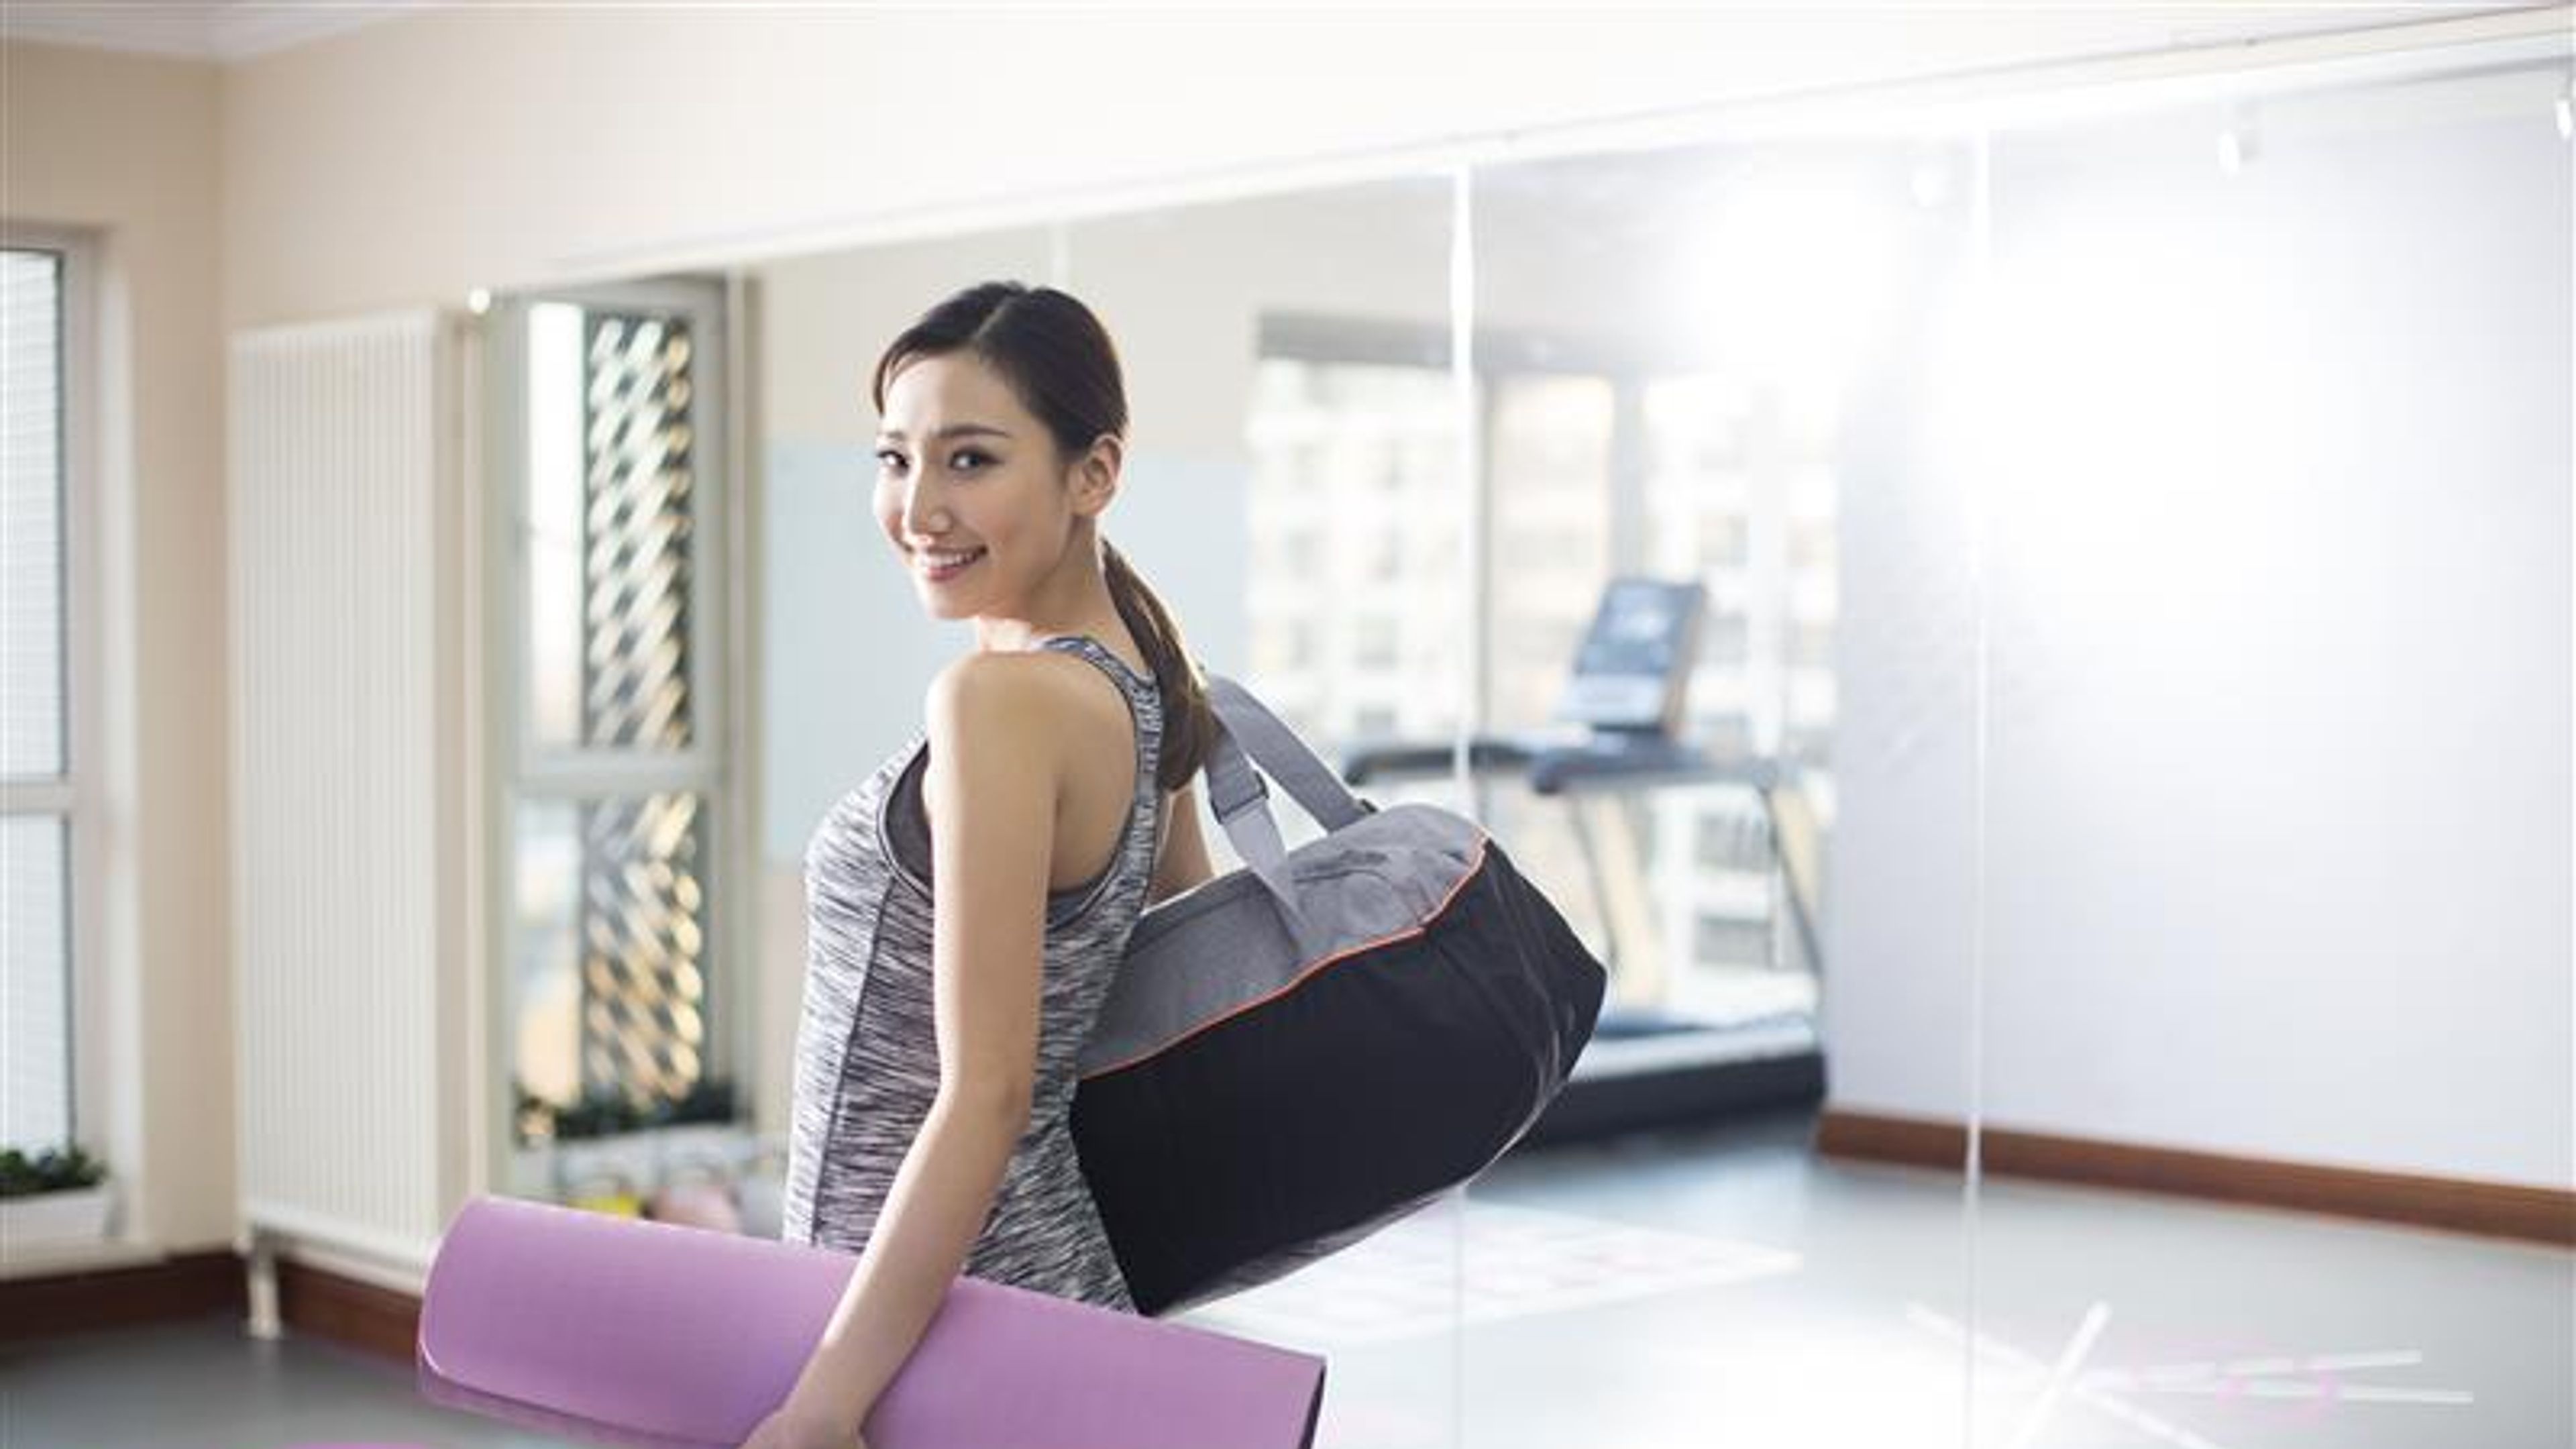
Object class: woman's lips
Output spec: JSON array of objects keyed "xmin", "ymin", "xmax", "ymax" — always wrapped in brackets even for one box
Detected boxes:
[{"xmin": 913, "ymin": 545, "xmax": 987, "ymax": 584}]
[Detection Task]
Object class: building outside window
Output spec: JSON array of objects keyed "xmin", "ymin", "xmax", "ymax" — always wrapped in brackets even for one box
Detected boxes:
[{"xmin": 1244, "ymin": 331, "xmax": 1837, "ymax": 1024}]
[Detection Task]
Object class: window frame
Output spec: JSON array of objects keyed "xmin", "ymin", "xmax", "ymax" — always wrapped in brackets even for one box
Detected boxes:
[
  {"xmin": 0, "ymin": 222, "xmax": 102, "ymax": 1159},
  {"xmin": 480, "ymin": 275, "xmax": 745, "ymax": 1183}
]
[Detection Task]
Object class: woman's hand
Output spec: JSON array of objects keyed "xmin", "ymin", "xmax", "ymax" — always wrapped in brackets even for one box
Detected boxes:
[{"xmin": 737, "ymin": 1397, "xmax": 869, "ymax": 1449}]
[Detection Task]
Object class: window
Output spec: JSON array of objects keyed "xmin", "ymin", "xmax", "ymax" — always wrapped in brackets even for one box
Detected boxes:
[
  {"xmin": 1248, "ymin": 329, "xmax": 1843, "ymax": 1008},
  {"xmin": 1245, "ymin": 356, "xmax": 1463, "ymax": 750},
  {"xmin": 1693, "ymin": 912, "xmax": 1774, "ymax": 972},
  {"xmin": 2, "ymin": 235, "xmax": 91, "ymax": 1155},
  {"xmin": 491, "ymin": 282, "xmax": 738, "ymax": 1152}
]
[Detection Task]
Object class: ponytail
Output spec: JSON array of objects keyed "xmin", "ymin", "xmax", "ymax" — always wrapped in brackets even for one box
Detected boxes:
[{"xmin": 1102, "ymin": 539, "xmax": 1218, "ymax": 792}]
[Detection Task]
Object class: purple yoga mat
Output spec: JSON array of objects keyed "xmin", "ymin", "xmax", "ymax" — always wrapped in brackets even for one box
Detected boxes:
[{"xmin": 417, "ymin": 1195, "xmax": 1325, "ymax": 1449}]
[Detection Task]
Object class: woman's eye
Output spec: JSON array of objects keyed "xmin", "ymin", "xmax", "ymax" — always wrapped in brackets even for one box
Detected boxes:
[{"xmin": 875, "ymin": 448, "xmax": 988, "ymax": 474}]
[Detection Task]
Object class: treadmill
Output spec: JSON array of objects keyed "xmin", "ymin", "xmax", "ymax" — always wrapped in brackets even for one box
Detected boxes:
[{"xmin": 1339, "ymin": 578, "xmax": 1827, "ymax": 1145}]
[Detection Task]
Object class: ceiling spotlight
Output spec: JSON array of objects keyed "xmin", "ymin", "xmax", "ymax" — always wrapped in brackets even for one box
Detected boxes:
[{"xmin": 466, "ymin": 288, "xmax": 493, "ymax": 315}]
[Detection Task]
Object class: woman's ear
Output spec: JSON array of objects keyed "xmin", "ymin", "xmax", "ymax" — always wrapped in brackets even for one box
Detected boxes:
[{"xmin": 1069, "ymin": 433, "xmax": 1123, "ymax": 519}]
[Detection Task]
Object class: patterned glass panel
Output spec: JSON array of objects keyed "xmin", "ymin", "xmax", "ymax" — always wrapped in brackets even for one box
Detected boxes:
[
  {"xmin": 581, "ymin": 312, "xmax": 696, "ymax": 751},
  {"xmin": 510, "ymin": 791, "xmax": 708, "ymax": 1141},
  {"xmin": 513, "ymin": 300, "xmax": 714, "ymax": 1139},
  {"xmin": 526, "ymin": 305, "xmax": 698, "ymax": 754},
  {"xmin": 576, "ymin": 791, "xmax": 706, "ymax": 1102}
]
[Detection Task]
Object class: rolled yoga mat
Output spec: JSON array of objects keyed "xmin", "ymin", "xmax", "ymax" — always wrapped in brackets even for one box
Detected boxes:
[{"xmin": 417, "ymin": 1195, "xmax": 1326, "ymax": 1449}]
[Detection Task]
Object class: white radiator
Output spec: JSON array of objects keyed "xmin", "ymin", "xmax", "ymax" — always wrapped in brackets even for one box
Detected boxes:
[{"xmin": 227, "ymin": 311, "xmax": 477, "ymax": 1290}]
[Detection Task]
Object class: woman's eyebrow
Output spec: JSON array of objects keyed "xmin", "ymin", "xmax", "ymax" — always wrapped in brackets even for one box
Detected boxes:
[{"xmin": 877, "ymin": 423, "xmax": 1014, "ymax": 443}]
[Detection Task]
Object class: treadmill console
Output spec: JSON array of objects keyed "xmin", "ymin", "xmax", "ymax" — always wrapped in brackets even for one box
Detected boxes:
[{"xmin": 1552, "ymin": 577, "xmax": 1707, "ymax": 737}]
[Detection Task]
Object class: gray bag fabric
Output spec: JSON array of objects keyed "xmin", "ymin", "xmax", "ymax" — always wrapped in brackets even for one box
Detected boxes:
[{"xmin": 1070, "ymin": 676, "xmax": 1608, "ymax": 1317}]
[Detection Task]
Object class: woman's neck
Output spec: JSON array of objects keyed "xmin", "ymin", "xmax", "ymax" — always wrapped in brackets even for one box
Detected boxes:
[{"xmin": 971, "ymin": 544, "xmax": 1126, "ymax": 657}]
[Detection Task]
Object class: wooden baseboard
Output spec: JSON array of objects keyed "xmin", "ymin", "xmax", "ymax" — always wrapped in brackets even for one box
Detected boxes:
[
  {"xmin": 14, "ymin": 1117, "xmax": 2567, "ymax": 1359},
  {"xmin": 2, "ymin": 1249, "xmax": 420, "ymax": 1362},
  {"xmin": 278, "ymin": 1256, "xmax": 420, "ymax": 1363},
  {"xmin": 0, "ymin": 1250, "xmax": 245, "ymax": 1344},
  {"xmin": 1817, "ymin": 1108, "xmax": 2576, "ymax": 1248}
]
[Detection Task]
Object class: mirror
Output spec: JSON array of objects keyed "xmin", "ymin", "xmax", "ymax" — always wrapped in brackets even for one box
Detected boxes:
[{"xmin": 506, "ymin": 36, "xmax": 2567, "ymax": 1449}]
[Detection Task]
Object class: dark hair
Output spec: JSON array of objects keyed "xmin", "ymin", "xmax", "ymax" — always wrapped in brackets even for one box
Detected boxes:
[{"xmin": 869, "ymin": 280, "xmax": 1217, "ymax": 792}]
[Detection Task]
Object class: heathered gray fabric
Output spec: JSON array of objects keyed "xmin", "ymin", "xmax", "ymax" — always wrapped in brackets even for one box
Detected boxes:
[
  {"xmin": 1075, "ymin": 802, "xmax": 1483, "ymax": 1077},
  {"xmin": 782, "ymin": 634, "xmax": 1162, "ymax": 1313}
]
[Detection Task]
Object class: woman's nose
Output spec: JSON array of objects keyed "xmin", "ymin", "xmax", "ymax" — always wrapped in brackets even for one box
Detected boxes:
[{"xmin": 901, "ymin": 480, "xmax": 951, "ymax": 539}]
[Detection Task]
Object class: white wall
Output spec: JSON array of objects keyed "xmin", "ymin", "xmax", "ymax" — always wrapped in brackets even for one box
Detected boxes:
[
  {"xmin": 211, "ymin": 5, "xmax": 2458, "ymax": 326},
  {"xmin": 1828, "ymin": 72, "xmax": 2573, "ymax": 1190},
  {"xmin": 0, "ymin": 40, "xmax": 233, "ymax": 1254}
]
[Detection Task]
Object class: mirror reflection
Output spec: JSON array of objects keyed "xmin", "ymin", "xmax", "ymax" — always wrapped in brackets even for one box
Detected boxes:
[{"xmin": 468, "ymin": 60, "xmax": 2571, "ymax": 1445}]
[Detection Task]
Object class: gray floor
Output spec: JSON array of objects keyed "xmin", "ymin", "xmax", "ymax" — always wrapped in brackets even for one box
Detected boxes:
[{"xmin": 6, "ymin": 1105, "xmax": 2569, "ymax": 1449}]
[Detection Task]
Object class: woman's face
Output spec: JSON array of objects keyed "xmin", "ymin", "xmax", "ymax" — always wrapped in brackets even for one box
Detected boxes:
[{"xmin": 873, "ymin": 352, "xmax": 1094, "ymax": 623}]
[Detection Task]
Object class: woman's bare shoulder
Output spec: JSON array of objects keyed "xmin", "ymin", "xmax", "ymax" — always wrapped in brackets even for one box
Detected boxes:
[
  {"xmin": 916, "ymin": 653, "xmax": 1071, "ymax": 835},
  {"xmin": 927, "ymin": 651, "xmax": 1073, "ymax": 742},
  {"xmin": 923, "ymin": 650, "xmax": 1123, "ymax": 770}
]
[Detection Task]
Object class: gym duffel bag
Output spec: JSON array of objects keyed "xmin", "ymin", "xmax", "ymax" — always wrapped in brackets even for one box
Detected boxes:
[{"xmin": 1070, "ymin": 676, "xmax": 1608, "ymax": 1318}]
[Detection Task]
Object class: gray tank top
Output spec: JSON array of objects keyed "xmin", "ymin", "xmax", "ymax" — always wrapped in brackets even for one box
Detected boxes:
[{"xmin": 782, "ymin": 635, "xmax": 1163, "ymax": 1313}]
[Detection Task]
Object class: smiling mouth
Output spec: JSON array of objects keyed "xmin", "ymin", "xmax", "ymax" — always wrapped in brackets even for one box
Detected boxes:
[{"xmin": 912, "ymin": 545, "xmax": 987, "ymax": 582}]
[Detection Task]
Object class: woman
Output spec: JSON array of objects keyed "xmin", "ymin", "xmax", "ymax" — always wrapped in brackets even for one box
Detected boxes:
[{"xmin": 742, "ymin": 282, "xmax": 1220, "ymax": 1449}]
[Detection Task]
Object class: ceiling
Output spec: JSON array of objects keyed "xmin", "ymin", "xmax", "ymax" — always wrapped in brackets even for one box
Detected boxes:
[
  {"xmin": 5, "ymin": 3, "xmax": 2562, "ymax": 76},
  {"xmin": 0, "ymin": 1, "xmax": 435, "ymax": 62}
]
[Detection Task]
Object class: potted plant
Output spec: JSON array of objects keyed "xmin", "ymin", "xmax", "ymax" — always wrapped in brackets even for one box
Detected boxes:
[
  {"xmin": 508, "ymin": 1077, "xmax": 749, "ymax": 1208},
  {"xmin": 0, "ymin": 1143, "xmax": 115, "ymax": 1250}
]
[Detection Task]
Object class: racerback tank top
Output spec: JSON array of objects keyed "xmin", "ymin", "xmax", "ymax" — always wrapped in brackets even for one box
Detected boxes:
[{"xmin": 782, "ymin": 633, "xmax": 1165, "ymax": 1312}]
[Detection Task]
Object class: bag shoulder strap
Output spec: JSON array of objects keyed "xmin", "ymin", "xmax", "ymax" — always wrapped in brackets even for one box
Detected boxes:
[
  {"xmin": 1203, "ymin": 677, "xmax": 1368, "ymax": 832},
  {"xmin": 1182, "ymin": 675, "xmax": 1375, "ymax": 959}
]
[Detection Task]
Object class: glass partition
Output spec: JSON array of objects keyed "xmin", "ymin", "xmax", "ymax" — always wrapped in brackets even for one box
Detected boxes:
[
  {"xmin": 1052, "ymin": 178, "xmax": 1474, "ymax": 1449},
  {"xmin": 1453, "ymin": 133, "xmax": 1988, "ymax": 1445}
]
